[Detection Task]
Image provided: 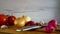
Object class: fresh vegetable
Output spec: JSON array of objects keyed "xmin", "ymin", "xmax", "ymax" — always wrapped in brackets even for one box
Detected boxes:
[
  {"xmin": 25, "ymin": 21, "xmax": 35, "ymax": 26},
  {"xmin": 8, "ymin": 16, "xmax": 16, "ymax": 25},
  {"xmin": 0, "ymin": 14, "xmax": 8, "ymax": 26}
]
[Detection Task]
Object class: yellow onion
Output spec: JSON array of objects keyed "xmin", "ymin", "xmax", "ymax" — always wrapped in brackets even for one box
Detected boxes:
[
  {"xmin": 14, "ymin": 17, "xmax": 25, "ymax": 28},
  {"xmin": 14, "ymin": 15, "xmax": 31, "ymax": 28}
]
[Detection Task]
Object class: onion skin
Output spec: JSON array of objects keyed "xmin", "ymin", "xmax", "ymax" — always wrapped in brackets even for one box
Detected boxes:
[
  {"xmin": 14, "ymin": 15, "xmax": 32, "ymax": 27},
  {"xmin": 45, "ymin": 25, "xmax": 55, "ymax": 33},
  {"xmin": 25, "ymin": 21, "xmax": 35, "ymax": 26},
  {"xmin": 14, "ymin": 17, "xmax": 25, "ymax": 28},
  {"xmin": 48, "ymin": 19, "xmax": 58, "ymax": 28},
  {"xmin": 45, "ymin": 19, "xmax": 57, "ymax": 33}
]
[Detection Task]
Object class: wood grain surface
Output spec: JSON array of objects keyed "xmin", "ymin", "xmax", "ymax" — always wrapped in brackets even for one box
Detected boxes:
[{"xmin": 0, "ymin": 26, "xmax": 60, "ymax": 34}]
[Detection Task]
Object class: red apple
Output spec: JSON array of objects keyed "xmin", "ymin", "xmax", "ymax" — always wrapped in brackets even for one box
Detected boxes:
[
  {"xmin": 8, "ymin": 16, "xmax": 16, "ymax": 25},
  {"xmin": 0, "ymin": 14, "xmax": 8, "ymax": 26}
]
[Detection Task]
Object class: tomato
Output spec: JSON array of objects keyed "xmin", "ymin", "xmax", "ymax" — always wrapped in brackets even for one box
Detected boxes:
[
  {"xmin": 0, "ymin": 14, "xmax": 8, "ymax": 26},
  {"xmin": 8, "ymin": 16, "xmax": 16, "ymax": 25}
]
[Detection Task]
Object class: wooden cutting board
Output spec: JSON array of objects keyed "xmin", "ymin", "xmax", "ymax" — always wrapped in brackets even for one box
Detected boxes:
[{"xmin": 0, "ymin": 26, "xmax": 60, "ymax": 34}]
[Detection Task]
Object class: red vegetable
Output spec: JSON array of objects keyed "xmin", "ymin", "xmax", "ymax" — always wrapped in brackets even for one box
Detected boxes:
[
  {"xmin": 48, "ymin": 19, "xmax": 58, "ymax": 28},
  {"xmin": 45, "ymin": 25, "xmax": 55, "ymax": 33},
  {"xmin": 0, "ymin": 14, "xmax": 8, "ymax": 26},
  {"xmin": 25, "ymin": 21, "xmax": 35, "ymax": 26},
  {"xmin": 8, "ymin": 16, "xmax": 16, "ymax": 25}
]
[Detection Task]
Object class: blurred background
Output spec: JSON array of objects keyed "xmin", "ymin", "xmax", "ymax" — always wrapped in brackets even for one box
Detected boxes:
[{"xmin": 0, "ymin": 0, "xmax": 60, "ymax": 23}]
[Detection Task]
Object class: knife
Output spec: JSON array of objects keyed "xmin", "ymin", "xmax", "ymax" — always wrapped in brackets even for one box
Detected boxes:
[{"xmin": 16, "ymin": 26, "xmax": 45, "ymax": 31}]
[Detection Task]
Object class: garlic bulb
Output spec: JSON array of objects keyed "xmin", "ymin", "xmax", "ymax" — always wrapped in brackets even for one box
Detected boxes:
[
  {"xmin": 1, "ymin": 25, "xmax": 8, "ymax": 29},
  {"xmin": 35, "ymin": 20, "xmax": 44, "ymax": 26},
  {"xmin": 40, "ymin": 20, "xmax": 44, "ymax": 25}
]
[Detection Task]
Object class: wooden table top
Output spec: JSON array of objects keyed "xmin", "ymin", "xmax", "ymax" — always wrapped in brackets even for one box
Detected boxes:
[{"xmin": 0, "ymin": 26, "xmax": 60, "ymax": 34}]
